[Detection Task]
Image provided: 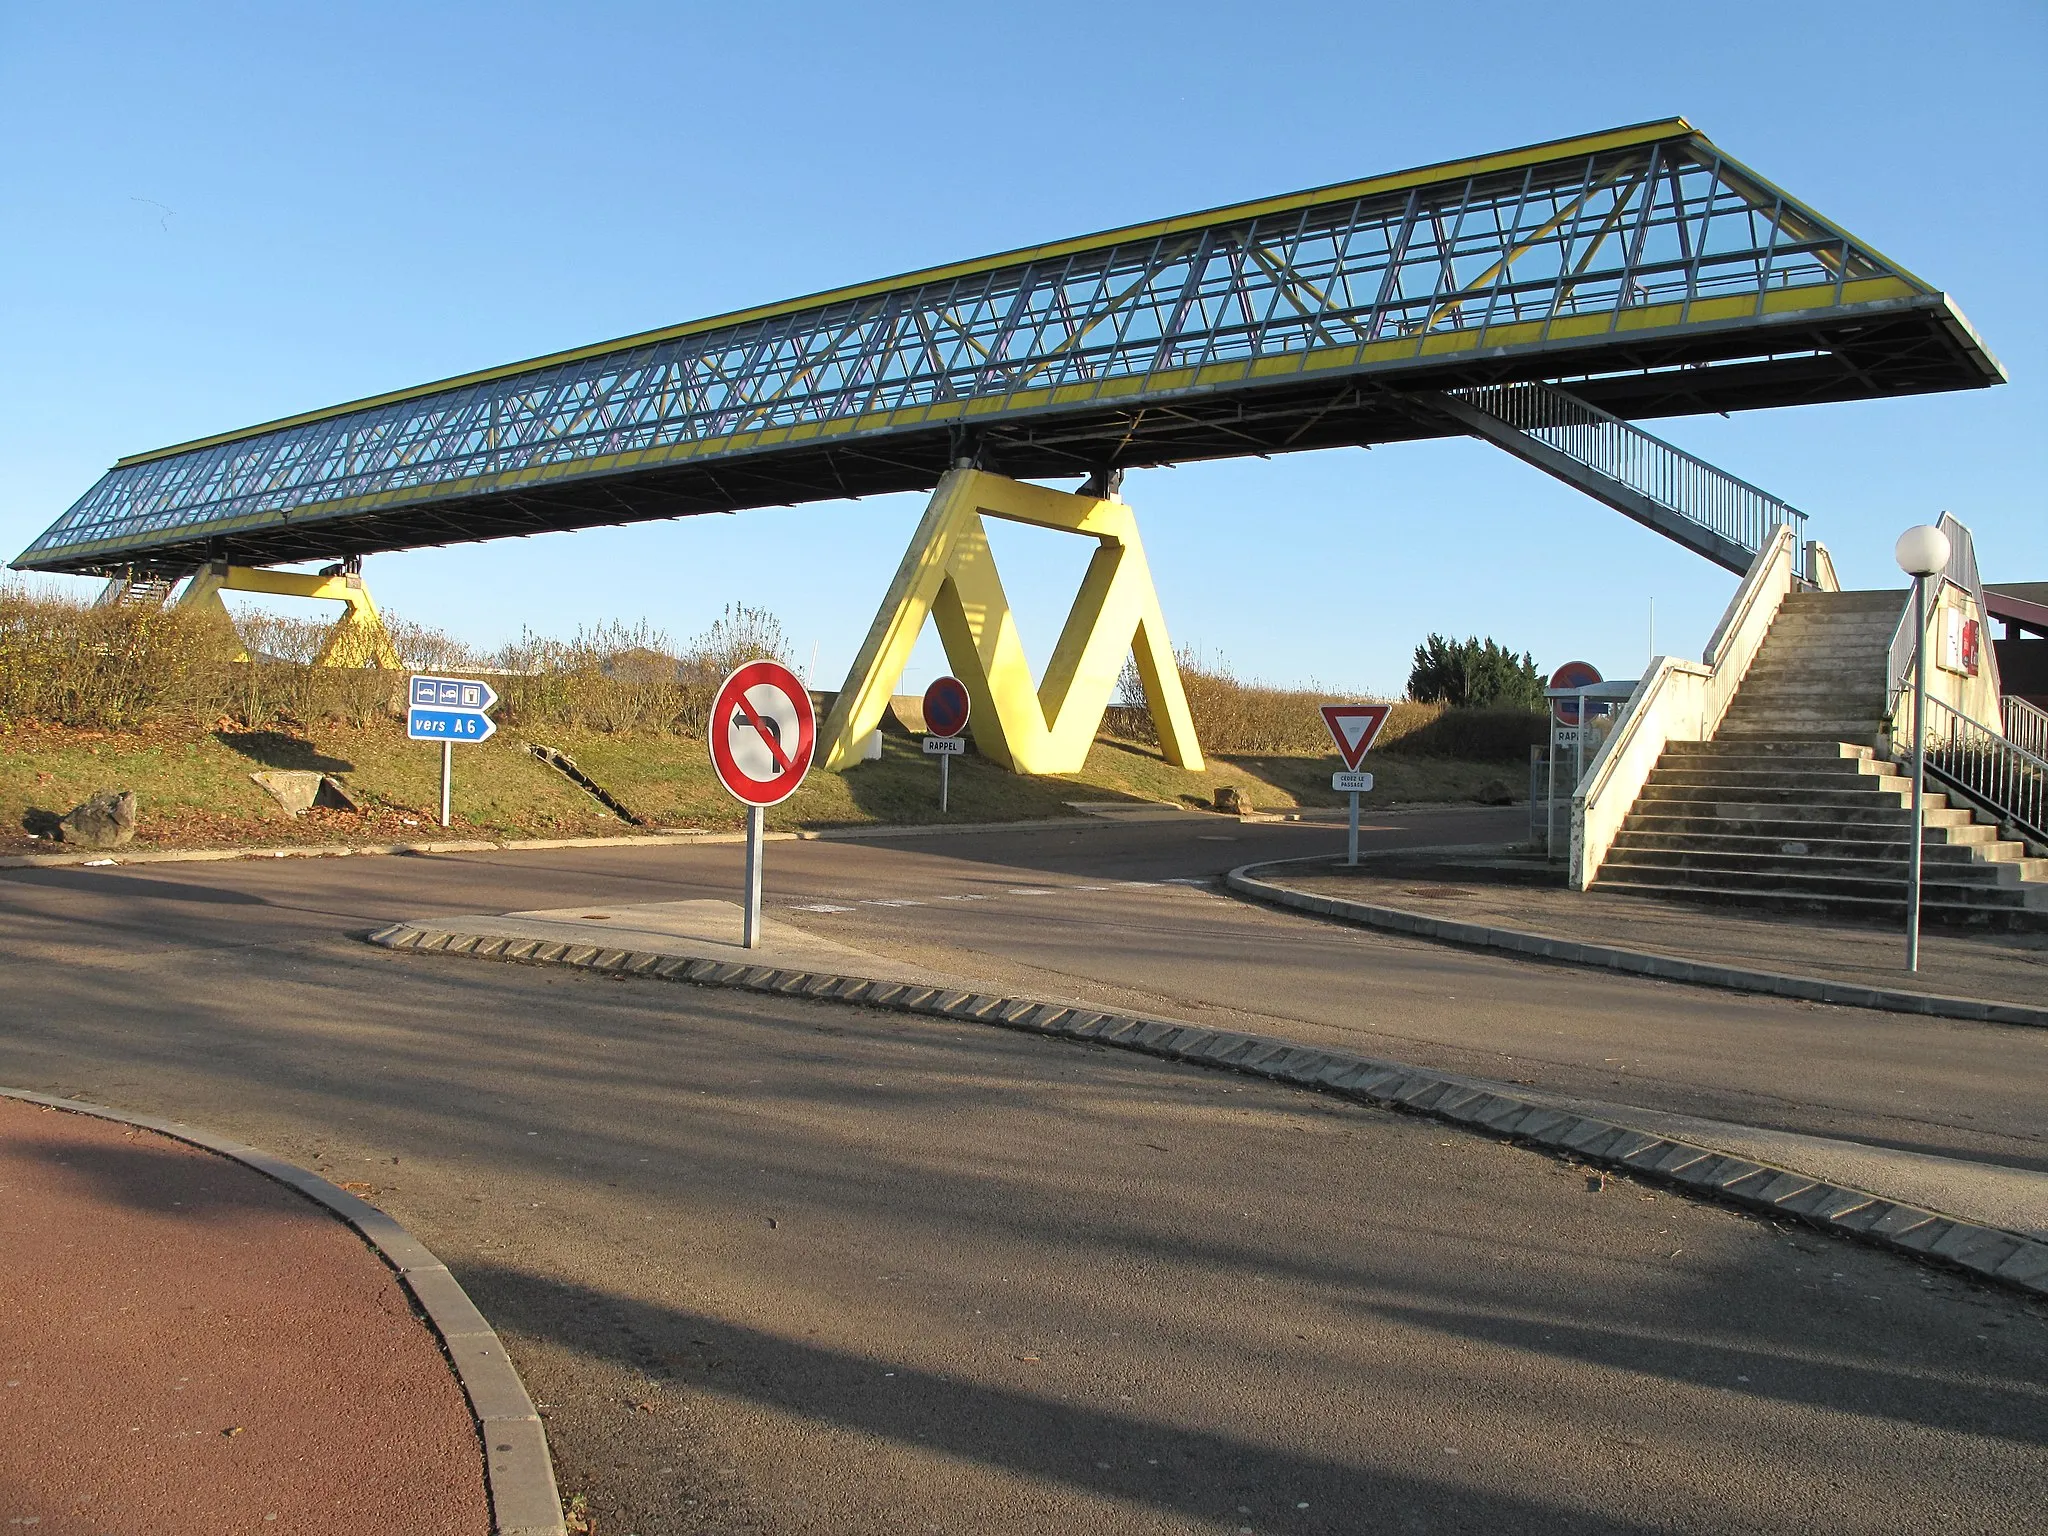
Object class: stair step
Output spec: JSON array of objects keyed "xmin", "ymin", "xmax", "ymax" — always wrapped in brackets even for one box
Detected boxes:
[
  {"xmin": 1587, "ymin": 877, "xmax": 2047, "ymax": 931},
  {"xmin": 1665, "ymin": 740, "xmax": 1871, "ymax": 761},
  {"xmin": 1633, "ymin": 786, "xmax": 1941, "ymax": 809},
  {"xmin": 1599, "ymin": 848, "xmax": 2023, "ymax": 884},
  {"xmin": 1608, "ymin": 832, "xmax": 1992, "ymax": 862},
  {"xmin": 1596, "ymin": 861, "xmax": 2036, "ymax": 907},
  {"xmin": 1643, "ymin": 767, "xmax": 1896, "ymax": 790}
]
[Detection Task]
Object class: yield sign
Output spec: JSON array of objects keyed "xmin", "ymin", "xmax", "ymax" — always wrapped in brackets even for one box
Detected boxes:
[
  {"xmin": 1320, "ymin": 703, "xmax": 1392, "ymax": 770},
  {"xmin": 709, "ymin": 660, "xmax": 817, "ymax": 807}
]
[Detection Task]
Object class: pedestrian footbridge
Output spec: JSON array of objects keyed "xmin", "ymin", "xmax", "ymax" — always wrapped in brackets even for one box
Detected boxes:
[
  {"xmin": 16, "ymin": 117, "xmax": 2000, "ymax": 581},
  {"xmin": 11, "ymin": 118, "xmax": 2012, "ymax": 780}
]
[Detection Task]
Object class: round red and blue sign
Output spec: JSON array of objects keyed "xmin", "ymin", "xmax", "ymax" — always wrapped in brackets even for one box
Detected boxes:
[
  {"xmin": 922, "ymin": 675, "xmax": 971, "ymax": 740},
  {"xmin": 1548, "ymin": 660, "xmax": 1602, "ymax": 726}
]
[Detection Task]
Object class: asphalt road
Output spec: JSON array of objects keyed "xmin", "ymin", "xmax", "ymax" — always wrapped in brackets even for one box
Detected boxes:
[
  {"xmin": 10, "ymin": 805, "xmax": 2039, "ymax": 1171},
  {"xmin": 3, "ymin": 810, "xmax": 2045, "ymax": 1533}
]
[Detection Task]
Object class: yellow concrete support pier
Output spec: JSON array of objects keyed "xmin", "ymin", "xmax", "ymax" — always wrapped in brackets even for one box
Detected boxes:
[
  {"xmin": 176, "ymin": 561, "xmax": 401, "ymax": 668},
  {"xmin": 820, "ymin": 468, "xmax": 1203, "ymax": 775}
]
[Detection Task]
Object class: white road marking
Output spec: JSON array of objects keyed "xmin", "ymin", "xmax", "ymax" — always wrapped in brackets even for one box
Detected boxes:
[{"xmin": 781, "ymin": 876, "xmax": 1228, "ymax": 916}]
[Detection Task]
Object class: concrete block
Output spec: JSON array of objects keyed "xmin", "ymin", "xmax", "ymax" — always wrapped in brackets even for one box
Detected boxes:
[
  {"xmin": 1755, "ymin": 1172, "xmax": 1820, "ymax": 1205},
  {"xmin": 1931, "ymin": 1224, "xmax": 2010, "ymax": 1265},
  {"xmin": 1888, "ymin": 1217, "xmax": 1953, "ymax": 1253},
  {"xmin": 1562, "ymin": 1122, "xmax": 1627, "ymax": 1156},
  {"xmin": 1277, "ymin": 1052, "xmax": 1333, "ymax": 1083},
  {"xmin": 1607, "ymin": 1130, "xmax": 1664, "ymax": 1161},
  {"xmin": 484, "ymin": 1416, "xmax": 567, "ymax": 1536},
  {"xmin": 1644, "ymin": 1143, "xmax": 1710, "ymax": 1176},
  {"xmin": 439, "ymin": 1330, "xmax": 541, "ymax": 1423},
  {"xmin": 1991, "ymin": 1243, "xmax": 2048, "ymax": 1287},
  {"xmin": 1868, "ymin": 1206, "xmax": 1940, "ymax": 1242},
  {"xmin": 402, "ymin": 1264, "xmax": 497, "ymax": 1339},
  {"xmin": 1810, "ymin": 1190, "xmax": 1877, "ymax": 1224}
]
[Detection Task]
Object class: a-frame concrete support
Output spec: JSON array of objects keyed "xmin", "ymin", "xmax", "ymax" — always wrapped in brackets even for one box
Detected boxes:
[
  {"xmin": 819, "ymin": 468, "xmax": 1203, "ymax": 776},
  {"xmin": 176, "ymin": 561, "xmax": 401, "ymax": 668}
]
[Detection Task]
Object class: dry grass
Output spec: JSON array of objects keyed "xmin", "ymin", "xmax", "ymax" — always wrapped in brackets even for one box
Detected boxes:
[
  {"xmin": 0, "ymin": 582, "xmax": 791, "ymax": 738},
  {"xmin": 1108, "ymin": 649, "xmax": 1541, "ymax": 761}
]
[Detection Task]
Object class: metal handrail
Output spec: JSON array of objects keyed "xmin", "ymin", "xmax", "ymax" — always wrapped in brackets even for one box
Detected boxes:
[
  {"xmin": 1449, "ymin": 382, "xmax": 1808, "ymax": 560},
  {"xmin": 1915, "ymin": 694, "xmax": 2048, "ymax": 849},
  {"xmin": 2005, "ymin": 694, "xmax": 2048, "ymax": 760}
]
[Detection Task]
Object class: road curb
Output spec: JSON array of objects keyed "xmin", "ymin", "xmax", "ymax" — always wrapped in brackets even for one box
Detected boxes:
[
  {"xmin": 0, "ymin": 1087, "xmax": 567, "ymax": 1536},
  {"xmin": 0, "ymin": 815, "xmax": 1134, "ymax": 871},
  {"xmin": 1225, "ymin": 860, "xmax": 2048, "ymax": 1030},
  {"xmin": 364, "ymin": 922, "xmax": 2048, "ymax": 1299}
]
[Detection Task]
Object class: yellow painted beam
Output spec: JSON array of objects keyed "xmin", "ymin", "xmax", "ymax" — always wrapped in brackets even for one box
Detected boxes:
[
  {"xmin": 818, "ymin": 469, "xmax": 1203, "ymax": 776},
  {"xmin": 175, "ymin": 562, "xmax": 401, "ymax": 669}
]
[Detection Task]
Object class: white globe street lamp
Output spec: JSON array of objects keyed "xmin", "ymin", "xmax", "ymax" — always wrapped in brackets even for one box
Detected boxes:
[{"xmin": 1894, "ymin": 523, "xmax": 1951, "ymax": 972}]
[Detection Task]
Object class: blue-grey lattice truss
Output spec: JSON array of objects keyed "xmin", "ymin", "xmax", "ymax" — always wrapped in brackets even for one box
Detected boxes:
[{"xmin": 16, "ymin": 118, "xmax": 2004, "ymax": 578}]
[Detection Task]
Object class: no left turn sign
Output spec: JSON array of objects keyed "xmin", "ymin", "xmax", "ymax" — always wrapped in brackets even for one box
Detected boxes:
[{"xmin": 709, "ymin": 660, "xmax": 816, "ymax": 807}]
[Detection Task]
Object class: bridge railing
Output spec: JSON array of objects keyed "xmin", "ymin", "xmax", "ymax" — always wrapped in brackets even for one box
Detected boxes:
[
  {"xmin": 2002, "ymin": 695, "xmax": 2048, "ymax": 761},
  {"xmin": 1917, "ymin": 695, "xmax": 2048, "ymax": 850},
  {"xmin": 1447, "ymin": 382, "xmax": 1810, "ymax": 570}
]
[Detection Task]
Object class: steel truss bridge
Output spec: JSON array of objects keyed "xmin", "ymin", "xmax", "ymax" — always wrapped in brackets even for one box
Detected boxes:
[{"xmin": 15, "ymin": 118, "xmax": 2004, "ymax": 581}]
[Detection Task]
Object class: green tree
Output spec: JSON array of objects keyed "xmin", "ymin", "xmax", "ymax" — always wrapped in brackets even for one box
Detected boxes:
[{"xmin": 1407, "ymin": 634, "xmax": 1543, "ymax": 711}]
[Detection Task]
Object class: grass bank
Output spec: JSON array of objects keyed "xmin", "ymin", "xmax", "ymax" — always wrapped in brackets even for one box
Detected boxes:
[{"xmin": 1, "ymin": 715, "xmax": 1523, "ymax": 856}]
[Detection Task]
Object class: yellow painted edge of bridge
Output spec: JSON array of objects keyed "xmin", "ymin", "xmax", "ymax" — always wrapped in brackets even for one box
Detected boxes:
[
  {"xmin": 116, "ymin": 118, "xmax": 1721, "ymax": 470},
  {"xmin": 47, "ymin": 275, "xmax": 1931, "ymax": 566}
]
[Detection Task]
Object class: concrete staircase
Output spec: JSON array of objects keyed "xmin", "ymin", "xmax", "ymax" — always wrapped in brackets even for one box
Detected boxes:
[
  {"xmin": 1594, "ymin": 591, "xmax": 2048, "ymax": 928},
  {"xmin": 1714, "ymin": 589, "xmax": 1896, "ymax": 744}
]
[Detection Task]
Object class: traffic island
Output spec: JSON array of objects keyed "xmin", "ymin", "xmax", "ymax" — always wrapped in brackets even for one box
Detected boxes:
[
  {"xmin": 0, "ymin": 1091, "xmax": 564, "ymax": 1536},
  {"xmin": 1228, "ymin": 850, "xmax": 2048, "ymax": 1028},
  {"xmin": 364, "ymin": 905, "xmax": 2048, "ymax": 1296}
]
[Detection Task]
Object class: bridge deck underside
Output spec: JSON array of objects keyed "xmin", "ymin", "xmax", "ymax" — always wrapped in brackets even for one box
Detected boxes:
[{"xmin": 16, "ymin": 121, "xmax": 2002, "ymax": 578}]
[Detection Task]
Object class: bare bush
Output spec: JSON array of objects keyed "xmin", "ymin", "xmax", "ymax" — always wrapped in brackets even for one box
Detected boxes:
[{"xmin": 0, "ymin": 581, "xmax": 804, "ymax": 739}]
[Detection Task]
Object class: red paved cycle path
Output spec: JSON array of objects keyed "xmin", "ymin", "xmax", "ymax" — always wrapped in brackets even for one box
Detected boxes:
[{"xmin": 0, "ymin": 1096, "xmax": 489, "ymax": 1534}]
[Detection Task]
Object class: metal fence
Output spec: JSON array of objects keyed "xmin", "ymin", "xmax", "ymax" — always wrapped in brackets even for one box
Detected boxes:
[
  {"xmin": 2004, "ymin": 694, "xmax": 2048, "ymax": 761},
  {"xmin": 1919, "ymin": 695, "xmax": 2048, "ymax": 848},
  {"xmin": 1450, "ymin": 381, "xmax": 1808, "ymax": 561}
]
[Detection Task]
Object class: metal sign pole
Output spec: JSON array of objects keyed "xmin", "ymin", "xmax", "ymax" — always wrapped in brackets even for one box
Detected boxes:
[
  {"xmin": 940, "ymin": 750, "xmax": 950, "ymax": 814},
  {"xmin": 440, "ymin": 740, "xmax": 452, "ymax": 828},
  {"xmin": 743, "ymin": 804, "xmax": 764, "ymax": 950},
  {"xmin": 1347, "ymin": 791, "xmax": 1361, "ymax": 866},
  {"xmin": 1907, "ymin": 575, "xmax": 1927, "ymax": 972}
]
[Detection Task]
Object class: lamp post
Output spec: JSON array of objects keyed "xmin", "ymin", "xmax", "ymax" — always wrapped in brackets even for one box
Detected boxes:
[{"xmin": 1894, "ymin": 523, "xmax": 1951, "ymax": 973}]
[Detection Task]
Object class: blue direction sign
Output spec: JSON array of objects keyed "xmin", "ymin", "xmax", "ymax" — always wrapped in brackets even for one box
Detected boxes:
[{"xmin": 407, "ymin": 674, "xmax": 498, "ymax": 743}]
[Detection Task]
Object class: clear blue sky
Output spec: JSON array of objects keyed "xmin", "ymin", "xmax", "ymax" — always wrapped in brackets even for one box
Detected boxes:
[{"xmin": 4, "ymin": 1, "xmax": 2042, "ymax": 698}]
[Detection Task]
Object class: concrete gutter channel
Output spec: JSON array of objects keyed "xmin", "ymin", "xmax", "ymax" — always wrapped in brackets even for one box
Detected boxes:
[
  {"xmin": 364, "ymin": 920, "xmax": 2048, "ymax": 1300},
  {"xmin": 1225, "ymin": 856, "xmax": 2048, "ymax": 1031},
  {"xmin": 0, "ymin": 1087, "xmax": 567, "ymax": 1536}
]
